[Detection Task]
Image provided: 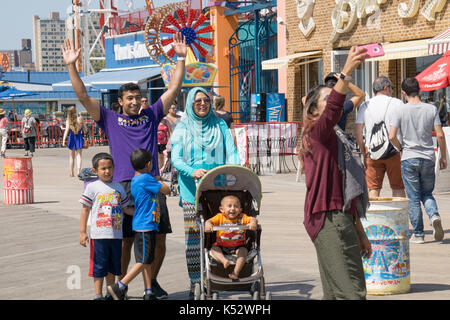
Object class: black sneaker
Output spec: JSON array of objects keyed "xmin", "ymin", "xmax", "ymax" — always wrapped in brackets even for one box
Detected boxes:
[
  {"xmin": 104, "ymin": 293, "xmax": 114, "ymax": 301},
  {"xmin": 151, "ymin": 279, "xmax": 168, "ymax": 299},
  {"xmin": 143, "ymin": 293, "xmax": 157, "ymax": 300},
  {"xmin": 107, "ymin": 283, "xmax": 128, "ymax": 300}
]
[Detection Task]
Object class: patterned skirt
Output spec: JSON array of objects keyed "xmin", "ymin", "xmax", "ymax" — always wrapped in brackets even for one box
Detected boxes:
[{"xmin": 183, "ymin": 201, "xmax": 201, "ymax": 285}]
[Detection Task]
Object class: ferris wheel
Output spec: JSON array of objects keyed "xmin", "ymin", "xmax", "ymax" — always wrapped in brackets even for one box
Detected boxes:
[{"xmin": 144, "ymin": 1, "xmax": 214, "ymax": 66}]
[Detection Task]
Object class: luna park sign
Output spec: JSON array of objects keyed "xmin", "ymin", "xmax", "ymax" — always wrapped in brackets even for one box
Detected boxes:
[{"xmin": 296, "ymin": 0, "xmax": 447, "ymax": 42}]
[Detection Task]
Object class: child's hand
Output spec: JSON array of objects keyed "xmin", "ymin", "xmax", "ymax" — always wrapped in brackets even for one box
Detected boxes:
[
  {"xmin": 123, "ymin": 207, "xmax": 134, "ymax": 216},
  {"xmin": 79, "ymin": 232, "xmax": 89, "ymax": 247},
  {"xmin": 204, "ymin": 222, "xmax": 213, "ymax": 233},
  {"xmin": 248, "ymin": 221, "xmax": 258, "ymax": 231}
]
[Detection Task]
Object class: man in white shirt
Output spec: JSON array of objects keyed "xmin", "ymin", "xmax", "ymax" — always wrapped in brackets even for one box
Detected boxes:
[
  {"xmin": 354, "ymin": 76, "xmax": 405, "ymax": 198},
  {"xmin": 389, "ymin": 77, "xmax": 447, "ymax": 244}
]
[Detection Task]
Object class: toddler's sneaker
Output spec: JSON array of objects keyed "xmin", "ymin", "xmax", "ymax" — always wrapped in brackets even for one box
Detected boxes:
[
  {"xmin": 410, "ymin": 234, "xmax": 425, "ymax": 244},
  {"xmin": 431, "ymin": 216, "xmax": 444, "ymax": 241},
  {"xmin": 107, "ymin": 283, "xmax": 128, "ymax": 300}
]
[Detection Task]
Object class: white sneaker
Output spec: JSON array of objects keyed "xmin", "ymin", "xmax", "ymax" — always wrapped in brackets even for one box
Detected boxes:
[
  {"xmin": 410, "ymin": 234, "xmax": 425, "ymax": 244},
  {"xmin": 431, "ymin": 216, "xmax": 444, "ymax": 241}
]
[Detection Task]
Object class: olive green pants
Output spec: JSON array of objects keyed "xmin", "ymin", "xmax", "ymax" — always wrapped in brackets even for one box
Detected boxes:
[{"xmin": 313, "ymin": 210, "xmax": 367, "ymax": 300}]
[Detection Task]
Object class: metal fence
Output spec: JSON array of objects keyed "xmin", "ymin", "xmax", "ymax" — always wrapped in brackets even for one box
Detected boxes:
[
  {"xmin": 234, "ymin": 121, "xmax": 301, "ymax": 175},
  {"xmin": 6, "ymin": 119, "xmax": 108, "ymax": 149}
]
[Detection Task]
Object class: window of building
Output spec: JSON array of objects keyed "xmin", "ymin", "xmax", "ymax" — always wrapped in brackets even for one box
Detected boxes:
[{"xmin": 331, "ymin": 50, "xmax": 377, "ymax": 98}]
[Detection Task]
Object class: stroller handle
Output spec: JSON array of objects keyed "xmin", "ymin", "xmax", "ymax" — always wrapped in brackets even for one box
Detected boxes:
[{"xmin": 212, "ymin": 225, "xmax": 249, "ymax": 232}]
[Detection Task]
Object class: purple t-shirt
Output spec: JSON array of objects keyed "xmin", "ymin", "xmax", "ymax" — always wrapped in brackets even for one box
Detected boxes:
[{"xmin": 96, "ymin": 99, "xmax": 164, "ymax": 182}]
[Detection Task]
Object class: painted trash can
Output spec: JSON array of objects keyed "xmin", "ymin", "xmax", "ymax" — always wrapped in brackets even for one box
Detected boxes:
[
  {"xmin": 361, "ymin": 197, "xmax": 411, "ymax": 295},
  {"xmin": 3, "ymin": 157, "xmax": 34, "ymax": 205}
]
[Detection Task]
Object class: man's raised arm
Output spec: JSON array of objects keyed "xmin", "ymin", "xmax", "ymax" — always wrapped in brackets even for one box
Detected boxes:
[
  {"xmin": 61, "ymin": 39, "xmax": 101, "ymax": 121},
  {"xmin": 160, "ymin": 32, "xmax": 187, "ymax": 115}
]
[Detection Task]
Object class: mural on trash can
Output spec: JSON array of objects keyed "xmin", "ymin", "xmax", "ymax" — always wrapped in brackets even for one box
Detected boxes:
[{"xmin": 362, "ymin": 222, "xmax": 410, "ymax": 290}]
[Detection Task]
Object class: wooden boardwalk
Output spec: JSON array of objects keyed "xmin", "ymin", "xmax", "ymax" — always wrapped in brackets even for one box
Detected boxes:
[{"xmin": 1, "ymin": 147, "xmax": 450, "ymax": 300}]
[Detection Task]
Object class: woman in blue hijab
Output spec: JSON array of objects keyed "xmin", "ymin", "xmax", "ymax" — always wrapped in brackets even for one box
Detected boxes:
[{"xmin": 171, "ymin": 87, "xmax": 240, "ymax": 297}]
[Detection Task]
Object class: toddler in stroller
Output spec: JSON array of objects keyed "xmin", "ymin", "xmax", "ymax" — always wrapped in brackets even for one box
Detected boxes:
[
  {"xmin": 195, "ymin": 165, "xmax": 271, "ymax": 300},
  {"xmin": 205, "ymin": 195, "xmax": 258, "ymax": 280}
]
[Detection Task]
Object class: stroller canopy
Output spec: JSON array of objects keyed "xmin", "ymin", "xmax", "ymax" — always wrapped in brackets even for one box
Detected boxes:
[{"xmin": 194, "ymin": 165, "xmax": 262, "ymax": 213}]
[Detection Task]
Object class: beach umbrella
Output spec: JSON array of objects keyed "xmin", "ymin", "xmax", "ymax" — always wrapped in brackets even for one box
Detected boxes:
[
  {"xmin": 416, "ymin": 50, "xmax": 450, "ymax": 92},
  {"xmin": 0, "ymin": 87, "xmax": 37, "ymax": 115}
]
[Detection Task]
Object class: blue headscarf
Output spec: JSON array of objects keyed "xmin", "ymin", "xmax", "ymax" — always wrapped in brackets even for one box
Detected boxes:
[
  {"xmin": 172, "ymin": 87, "xmax": 223, "ymax": 157},
  {"xmin": 170, "ymin": 87, "xmax": 240, "ymax": 206}
]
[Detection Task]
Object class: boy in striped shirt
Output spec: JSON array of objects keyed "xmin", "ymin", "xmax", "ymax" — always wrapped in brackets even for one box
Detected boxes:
[{"xmin": 79, "ymin": 152, "xmax": 132, "ymax": 300}]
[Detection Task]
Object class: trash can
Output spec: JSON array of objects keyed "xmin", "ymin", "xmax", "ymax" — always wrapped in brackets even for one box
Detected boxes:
[
  {"xmin": 3, "ymin": 157, "xmax": 34, "ymax": 205},
  {"xmin": 361, "ymin": 197, "xmax": 411, "ymax": 295}
]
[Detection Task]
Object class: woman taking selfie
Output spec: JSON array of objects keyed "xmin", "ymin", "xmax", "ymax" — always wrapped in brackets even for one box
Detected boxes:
[{"xmin": 300, "ymin": 46, "xmax": 372, "ymax": 300}]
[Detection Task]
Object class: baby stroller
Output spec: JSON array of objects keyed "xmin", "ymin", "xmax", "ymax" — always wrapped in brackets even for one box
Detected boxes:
[{"xmin": 194, "ymin": 165, "xmax": 271, "ymax": 300}]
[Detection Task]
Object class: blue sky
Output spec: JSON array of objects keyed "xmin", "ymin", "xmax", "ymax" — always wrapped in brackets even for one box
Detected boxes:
[{"xmin": 0, "ymin": 0, "xmax": 185, "ymax": 50}]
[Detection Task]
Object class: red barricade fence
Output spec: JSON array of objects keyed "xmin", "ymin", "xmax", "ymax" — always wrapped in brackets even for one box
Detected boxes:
[{"xmin": 6, "ymin": 119, "xmax": 108, "ymax": 149}]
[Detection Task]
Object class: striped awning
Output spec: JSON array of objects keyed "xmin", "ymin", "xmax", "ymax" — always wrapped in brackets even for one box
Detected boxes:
[
  {"xmin": 428, "ymin": 28, "xmax": 450, "ymax": 55},
  {"xmin": 261, "ymin": 51, "xmax": 322, "ymax": 70},
  {"xmin": 367, "ymin": 39, "xmax": 429, "ymax": 62}
]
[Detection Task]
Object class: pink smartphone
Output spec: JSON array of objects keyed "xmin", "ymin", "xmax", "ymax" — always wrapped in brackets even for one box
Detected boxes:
[{"xmin": 357, "ymin": 43, "xmax": 385, "ymax": 59}]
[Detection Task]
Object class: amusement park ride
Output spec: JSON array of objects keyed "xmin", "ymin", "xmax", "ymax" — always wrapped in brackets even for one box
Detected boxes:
[{"xmin": 68, "ymin": 0, "xmax": 276, "ymax": 110}]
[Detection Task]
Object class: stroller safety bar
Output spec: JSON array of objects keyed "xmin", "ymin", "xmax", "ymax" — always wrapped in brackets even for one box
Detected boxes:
[{"xmin": 211, "ymin": 225, "xmax": 249, "ymax": 232}]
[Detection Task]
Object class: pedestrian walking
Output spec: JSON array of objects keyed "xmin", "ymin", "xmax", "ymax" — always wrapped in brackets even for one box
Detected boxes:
[
  {"xmin": 0, "ymin": 108, "xmax": 9, "ymax": 157},
  {"xmin": 21, "ymin": 109, "xmax": 37, "ymax": 157},
  {"xmin": 79, "ymin": 152, "xmax": 131, "ymax": 300},
  {"xmin": 62, "ymin": 32, "xmax": 186, "ymax": 299},
  {"xmin": 107, "ymin": 149, "xmax": 170, "ymax": 300},
  {"xmin": 213, "ymin": 95, "xmax": 234, "ymax": 129},
  {"xmin": 389, "ymin": 77, "xmax": 447, "ymax": 244},
  {"xmin": 170, "ymin": 87, "xmax": 240, "ymax": 298},
  {"xmin": 354, "ymin": 76, "xmax": 406, "ymax": 198},
  {"xmin": 62, "ymin": 106, "xmax": 88, "ymax": 177},
  {"xmin": 300, "ymin": 46, "xmax": 371, "ymax": 300}
]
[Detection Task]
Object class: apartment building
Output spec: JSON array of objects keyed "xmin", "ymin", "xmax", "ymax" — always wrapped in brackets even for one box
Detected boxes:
[{"xmin": 33, "ymin": 12, "xmax": 67, "ymax": 71}]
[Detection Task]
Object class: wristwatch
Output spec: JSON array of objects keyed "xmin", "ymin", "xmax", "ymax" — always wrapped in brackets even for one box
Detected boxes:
[{"xmin": 339, "ymin": 72, "xmax": 352, "ymax": 81}]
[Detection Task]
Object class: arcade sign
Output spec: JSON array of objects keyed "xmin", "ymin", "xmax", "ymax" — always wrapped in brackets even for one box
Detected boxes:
[
  {"xmin": 329, "ymin": 0, "xmax": 446, "ymax": 43},
  {"xmin": 105, "ymin": 32, "xmax": 156, "ymax": 69}
]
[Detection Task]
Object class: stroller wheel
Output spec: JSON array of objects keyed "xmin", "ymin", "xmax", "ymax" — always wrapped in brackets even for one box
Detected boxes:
[
  {"xmin": 194, "ymin": 283, "xmax": 201, "ymax": 300},
  {"xmin": 252, "ymin": 291, "xmax": 260, "ymax": 300},
  {"xmin": 212, "ymin": 292, "xmax": 219, "ymax": 300},
  {"xmin": 250, "ymin": 281, "xmax": 260, "ymax": 295},
  {"xmin": 265, "ymin": 291, "xmax": 272, "ymax": 300}
]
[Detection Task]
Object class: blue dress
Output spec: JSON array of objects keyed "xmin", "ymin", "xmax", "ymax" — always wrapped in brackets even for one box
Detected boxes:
[{"xmin": 67, "ymin": 129, "xmax": 84, "ymax": 150}]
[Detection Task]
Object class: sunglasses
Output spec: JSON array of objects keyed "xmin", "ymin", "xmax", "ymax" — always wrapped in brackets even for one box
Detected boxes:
[{"xmin": 194, "ymin": 97, "xmax": 211, "ymax": 105}]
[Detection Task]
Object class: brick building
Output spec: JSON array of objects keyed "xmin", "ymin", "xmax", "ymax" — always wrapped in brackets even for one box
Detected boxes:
[{"xmin": 271, "ymin": 0, "xmax": 450, "ymax": 125}]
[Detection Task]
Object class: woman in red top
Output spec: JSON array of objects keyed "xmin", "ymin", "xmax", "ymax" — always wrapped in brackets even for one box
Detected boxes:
[{"xmin": 300, "ymin": 47, "xmax": 371, "ymax": 300}]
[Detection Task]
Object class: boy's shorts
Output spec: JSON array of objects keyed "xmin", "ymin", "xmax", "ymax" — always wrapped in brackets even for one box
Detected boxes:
[
  {"xmin": 134, "ymin": 231, "xmax": 156, "ymax": 264},
  {"xmin": 89, "ymin": 239, "xmax": 122, "ymax": 278},
  {"xmin": 215, "ymin": 243, "xmax": 250, "ymax": 256},
  {"xmin": 120, "ymin": 181, "xmax": 172, "ymax": 237}
]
